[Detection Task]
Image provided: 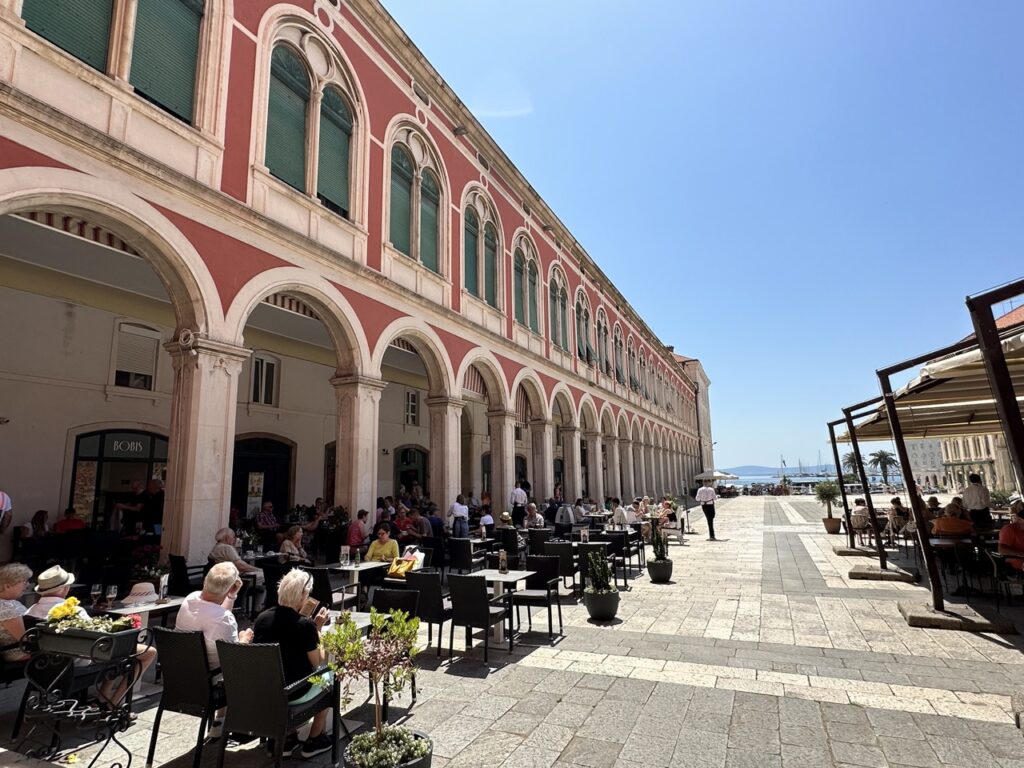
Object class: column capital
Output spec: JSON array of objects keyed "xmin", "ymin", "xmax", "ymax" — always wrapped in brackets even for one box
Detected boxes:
[
  {"xmin": 559, "ymin": 424, "xmax": 580, "ymax": 436},
  {"xmin": 425, "ymin": 395, "xmax": 465, "ymax": 411},
  {"xmin": 583, "ymin": 430, "xmax": 603, "ymax": 441},
  {"xmin": 487, "ymin": 408, "xmax": 517, "ymax": 422},
  {"xmin": 330, "ymin": 374, "xmax": 387, "ymax": 391},
  {"xmin": 529, "ymin": 418, "xmax": 553, "ymax": 430},
  {"xmin": 164, "ymin": 336, "xmax": 251, "ymax": 362}
]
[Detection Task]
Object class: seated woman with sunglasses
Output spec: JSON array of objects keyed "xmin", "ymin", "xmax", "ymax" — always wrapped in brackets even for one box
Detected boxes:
[
  {"xmin": 252, "ymin": 569, "xmax": 333, "ymax": 759},
  {"xmin": 365, "ymin": 523, "xmax": 399, "ymax": 562}
]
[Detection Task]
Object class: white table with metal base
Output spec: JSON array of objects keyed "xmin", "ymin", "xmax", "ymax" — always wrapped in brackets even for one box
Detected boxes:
[{"xmin": 473, "ymin": 569, "xmax": 535, "ymax": 643}]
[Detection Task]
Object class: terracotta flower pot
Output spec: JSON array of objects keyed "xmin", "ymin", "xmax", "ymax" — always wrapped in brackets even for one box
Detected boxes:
[{"xmin": 822, "ymin": 517, "xmax": 842, "ymax": 535}]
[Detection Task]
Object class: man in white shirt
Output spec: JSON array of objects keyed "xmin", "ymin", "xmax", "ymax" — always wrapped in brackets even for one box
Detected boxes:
[
  {"xmin": 695, "ymin": 481, "xmax": 718, "ymax": 540},
  {"xmin": 611, "ymin": 498, "xmax": 634, "ymax": 527},
  {"xmin": 509, "ymin": 482, "xmax": 528, "ymax": 528},
  {"xmin": 962, "ymin": 473, "xmax": 993, "ymax": 529},
  {"xmin": 209, "ymin": 528, "xmax": 264, "ymax": 586},
  {"xmin": 175, "ymin": 562, "xmax": 254, "ymax": 667},
  {"xmin": 524, "ymin": 503, "xmax": 546, "ymax": 529},
  {"xmin": 27, "ymin": 565, "xmax": 90, "ymax": 620}
]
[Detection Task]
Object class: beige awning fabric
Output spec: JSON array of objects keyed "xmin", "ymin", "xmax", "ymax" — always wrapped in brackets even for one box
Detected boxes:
[{"xmin": 838, "ymin": 330, "xmax": 1024, "ymax": 442}]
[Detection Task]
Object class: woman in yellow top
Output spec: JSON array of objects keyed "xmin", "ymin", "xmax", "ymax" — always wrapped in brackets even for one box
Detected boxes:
[{"xmin": 366, "ymin": 524, "xmax": 399, "ymax": 562}]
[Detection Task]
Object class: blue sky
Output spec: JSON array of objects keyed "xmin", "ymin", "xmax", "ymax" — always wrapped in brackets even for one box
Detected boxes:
[{"xmin": 381, "ymin": 1, "xmax": 1024, "ymax": 469}]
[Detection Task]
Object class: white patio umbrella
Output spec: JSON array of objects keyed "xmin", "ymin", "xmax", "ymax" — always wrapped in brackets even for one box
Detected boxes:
[{"xmin": 694, "ymin": 470, "xmax": 739, "ymax": 482}]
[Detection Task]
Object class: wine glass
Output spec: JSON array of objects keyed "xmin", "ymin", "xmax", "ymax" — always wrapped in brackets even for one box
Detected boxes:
[
  {"xmin": 106, "ymin": 585, "xmax": 118, "ymax": 605},
  {"xmin": 90, "ymin": 583, "xmax": 102, "ymax": 607}
]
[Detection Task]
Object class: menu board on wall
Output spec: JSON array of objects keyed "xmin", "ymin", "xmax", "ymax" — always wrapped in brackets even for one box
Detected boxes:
[{"xmin": 246, "ymin": 472, "xmax": 264, "ymax": 518}]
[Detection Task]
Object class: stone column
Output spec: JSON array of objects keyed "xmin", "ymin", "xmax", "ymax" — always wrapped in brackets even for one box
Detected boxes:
[
  {"xmin": 530, "ymin": 419, "xmax": 554, "ymax": 500},
  {"xmin": 647, "ymin": 444, "xmax": 657, "ymax": 494},
  {"xmin": 427, "ymin": 396, "xmax": 464, "ymax": 509},
  {"xmin": 488, "ymin": 409, "xmax": 516, "ymax": 513},
  {"xmin": 331, "ymin": 374, "xmax": 385, "ymax": 517},
  {"xmin": 606, "ymin": 436, "xmax": 621, "ymax": 501},
  {"xmin": 163, "ymin": 339, "xmax": 249, "ymax": 563},
  {"xmin": 465, "ymin": 430, "xmax": 484, "ymax": 500},
  {"xmin": 584, "ymin": 431, "xmax": 604, "ymax": 502},
  {"xmin": 635, "ymin": 442, "xmax": 647, "ymax": 497},
  {"xmin": 562, "ymin": 426, "xmax": 583, "ymax": 501},
  {"xmin": 622, "ymin": 439, "xmax": 635, "ymax": 500}
]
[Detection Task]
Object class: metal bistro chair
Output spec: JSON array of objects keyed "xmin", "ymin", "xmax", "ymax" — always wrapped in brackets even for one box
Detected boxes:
[
  {"xmin": 512, "ymin": 555, "xmax": 563, "ymax": 639},
  {"xmin": 982, "ymin": 549, "xmax": 1024, "ymax": 612},
  {"xmin": 369, "ymin": 589, "xmax": 419, "ymax": 721},
  {"xmin": 301, "ymin": 565, "xmax": 356, "ymax": 611},
  {"xmin": 146, "ymin": 628, "xmax": 226, "ymax": 768},
  {"xmin": 214, "ymin": 640, "xmax": 338, "ymax": 768},
  {"xmin": 527, "ymin": 528, "xmax": 552, "ymax": 555},
  {"xmin": 405, "ymin": 570, "xmax": 453, "ymax": 658},
  {"xmin": 497, "ymin": 528, "xmax": 524, "ymax": 569},
  {"xmin": 447, "ymin": 574, "xmax": 512, "ymax": 664},
  {"xmin": 419, "ymin": 536, "xmax": 446, "ymax": 578},
  {"xmin": 168, "ymin": 555, "xmax": 204, "ymax": 597}
]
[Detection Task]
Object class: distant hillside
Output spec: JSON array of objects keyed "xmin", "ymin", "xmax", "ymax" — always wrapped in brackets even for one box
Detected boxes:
[{"xmin": 723, "ymin": 464, "xmax": 836, "ymax": 476}]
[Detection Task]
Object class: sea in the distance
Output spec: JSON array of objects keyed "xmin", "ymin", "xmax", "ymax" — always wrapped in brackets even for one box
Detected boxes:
[{"xmin": 730, "ymin": 474, "xmax": 891, "ymax": 487}]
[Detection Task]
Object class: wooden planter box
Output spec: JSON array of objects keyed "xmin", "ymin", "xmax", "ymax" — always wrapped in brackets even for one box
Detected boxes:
[{"xmin": 38, "ymin": 627, "xmax": 139, "ymax": 661}]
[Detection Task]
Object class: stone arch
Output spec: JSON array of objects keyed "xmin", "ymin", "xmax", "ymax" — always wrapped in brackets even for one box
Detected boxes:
[
  {"xmin": 599, "ymin": 404, "xmax": 616, "ymax": 436},
  {"xmin": 0, "ymin": 168, "xmax": 219, "ymax": 336},
  {"xmin": 509, "ymin": 370, "xmax": 549, "ymax": 422},
  {"xmin": 456, "ymin": 350, "xmax": 509, "ymax": 410},
  {"xmin": 372, "ymin": 317, "xmax": 455, "ymax": 397},
  {"xmin": 225, "ymin": 267, "xmax": 368, "ymax": 375},
  {"xmin": 617, "ymin": 411, "xmax": 631, "ymax": 440},
  {"xmin": 548, "ymin": 384, "xmax": 578, "ymax": 428},
  {"xmin": 578, "ymin": 394, "xmax": 599, "ymax": 433}
]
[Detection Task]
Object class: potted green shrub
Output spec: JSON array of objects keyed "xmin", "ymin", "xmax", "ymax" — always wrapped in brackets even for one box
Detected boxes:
[
  {"xmin": 320, "ymin": 609, "xmax": 431, "ymax": 768},
  {"xmin": 582, "ymin": 551, "xmax": 619, "ymax": 621},
  {"xmin": 646, "ymin": 529, "xmax": 673, "ymax": 583},
  {"xmin": 815, "ymin": 480, "xmax": 842, "ymax": 534}
]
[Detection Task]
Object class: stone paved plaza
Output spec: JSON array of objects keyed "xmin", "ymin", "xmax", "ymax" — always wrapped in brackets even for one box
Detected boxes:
[{"xmin": 5, "ymin": 495, "xmax": 1024, "ymax": 767}]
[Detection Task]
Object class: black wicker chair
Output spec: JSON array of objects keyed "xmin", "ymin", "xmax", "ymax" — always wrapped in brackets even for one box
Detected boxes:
[
  {"xmin": 543, "ymin": 541, "xmax": 578, "ymax": 594},
  {"xmin": 146, "ymin": 627, "xmax": 225, "ymax": 768},
  {"xmin": 214, "ymin": 640, "xmax": 338, "ymax": 768},
  {"xmin": 512, "ymin": 555, "xmax": 563, "ymax": 638},
  {"xmin": 168, "ymin": 555, "xmax": 204, "ymax": 597},
  {"xmin": 527, "ymin": 528, "xmax": 552, "ymax": 554},
  {"xmin": 405, "ymin": 570, "xmax": 452, "ymax": 657},
  {"xmin": 449, "ymin": 539, "xmax": 484, "ymax": 574},
  {"xmin": 447, "ymin": 574, "xmax": 512, "ymax": 663}
]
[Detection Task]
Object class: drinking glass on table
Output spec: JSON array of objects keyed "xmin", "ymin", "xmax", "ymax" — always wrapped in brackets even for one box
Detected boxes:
[
  {"xmin": 106, "ymin": 585, "xmax": 118, "ymax": 604},
  {"xmin": 90, "ymin": 583, "xmax": 102, "ymax": 607}
]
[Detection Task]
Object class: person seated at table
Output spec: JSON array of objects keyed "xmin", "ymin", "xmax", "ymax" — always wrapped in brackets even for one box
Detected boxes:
[
  {"xmin": 930, "ymin": 508, "xmax": 974, "ymax": 536},
  {"xmin": 924, "ymin": 496, "xmax": 942, "ymax": 522},
  {"xmin": 347, "ymin": 509, "xmax": 371, "ymax": 552},
  {"xmin": 572, "ymin": 498, "xmax": 587, "ymax": 522},
  {"xmin": 252, "ymin": 569, "xmax": 333, "ymax": 759},
  {"xmin": 426, "ymin": 504, "xmax": 446, "ymax": 538},
  {"xmin": 394, "ymin": 505, "xmax": 414, "ymax": 541},
  {"xmin": 256, "ymin": 501, "xmax": 279, "ymax": 533},
  {"xmin": 30, "ymin": 566, "xmax": 157, "ymax": 705},
  {"xmin": 22, "ymin": 509, "xmax": 49, "ymax": 539},
  {"xmin": 945, "ymin": 497, "xmax": 968, "ymax": 520},
  {"xmin": 405, "ymin": 507, "xmax": 432, "ymax": 542},
  {"xmin": 888, "ymin": 498, "xmax": 909, "ymax": 533},
  {"xmin": 210, "ymin": 528, "xmax": 265, "ymax": 586},
  {"xmin": 612, "ymin": 499, "xmax": 636, "ymax": 527},
  {"xmin": 0, "ymin": 563, "xmax": 32, "ymax": 662},
  {"xmin": 495, "ymin": 512, "xmax": 514, "ymax": 530},
  {"xmin": 280, "ymin": 525, "xmax": 311, "ymax": 563},
  {"xmin": 366, "ymin": 523, "xmax": 399, "ymax": 562},
  {"xmin": 477, "ymin": 506, "xmax": 495, "ymax": 538},
  {"xmin": 53, "ymin": 506, "xmax": 86, "ymax": 534},
  {"xmin": 997, "ymin": 501, "xmax": 1024, "ymax": 571},
  {"xmin": 175, "ymin": 562, "xmax": 254, "ymax": 738},
  {"xmin": 524, "ymin": 503, "xmax": 546, "ymax": 529}
]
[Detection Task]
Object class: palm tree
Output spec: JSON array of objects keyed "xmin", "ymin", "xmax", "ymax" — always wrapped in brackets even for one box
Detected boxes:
[
  {"xmin": 868, "ymin": 450, "xmax": 900, "ymax": 486},
  {"xmin": 842, "ymin": 451, "xmax": 860, "ymax": 478}
]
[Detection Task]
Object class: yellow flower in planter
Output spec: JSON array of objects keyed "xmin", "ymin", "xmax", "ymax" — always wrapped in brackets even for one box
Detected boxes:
[{"xmin": 47, "ymin": 597, "xmax": 81, "ymax": 622}]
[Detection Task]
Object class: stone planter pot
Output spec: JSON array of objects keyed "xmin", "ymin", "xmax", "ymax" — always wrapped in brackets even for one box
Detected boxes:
[
  {"xmin": 344, "ymin": 729, "xmax": 431, "ymax": 768},
  {"xmin": 646, "ymin": 559, "xmax": 674, "ymax": 583},
  {"xmin": 38, "ymin": 626, "xmax": 139, "ymax": 661},
  {"xmin": 583, "ymin": 591, "xmax": 620, "ymax": 621},
  {"xmin": 822, "ymin": 517, "xmax": 842, "ymax": 535}
]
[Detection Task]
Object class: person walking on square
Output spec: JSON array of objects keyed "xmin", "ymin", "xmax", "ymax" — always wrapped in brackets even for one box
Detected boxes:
[{"xmin": 696, "ymin": 480, "xmax": 718, "ymax": 540}]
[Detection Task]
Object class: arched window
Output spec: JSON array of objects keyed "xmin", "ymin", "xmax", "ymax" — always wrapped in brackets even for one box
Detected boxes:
[
  {"xmin": 22, "ymin": 0, "xmax": 114, "ymax": 72},
  {"xmin": 548, "ymin": 271, "xmax": 569, "ymax": 350},
  {"xmin": 527, "ymin": 261, "xmax": 539, "ymax": 332},
  {"xmin": 613, "ymin": 327, "xmax": 624, "ymax": 384},
  {"xmin": 575, "ymin": 297, "xmax": 592, "ymax": 363},
  {"xmin": 464, "ymin": 208, "xmax": 479, "ymax": 297},
  {"xmin": 627, "ymin": 341, "xmax": 638, "ymax": 392},
  {"xmin": 317, "ymin": 86, "xmax": 353, "ymax": 217},
  {"xmin": 640, "ymin": 355, "xmax": 649, "ymax": 399},
  {"xmin": 597, "ymin": 314, "xmax": 610, "ymax": 375},
  {"xmin": 514, "ymin": 250, "xmax": 527, "ymax": 324},
  {"xmin": 420, "ymin": 170, "xmax": 440, "ymax": 273},
  {"xmin": 266, "ymin": 45, "xmax": 310, "ymax": 193},
  {"xmin": 558, "ymin": 286, "xmax": 568, "ymax": 350},
  {"xmin": 513, "ymin": 241, "xmax": 539, "ymax": 331},
  {"xmin": 389, "ymin": 144, "xmax": 414, "ymax": 256},
  {"xmin": 484, "ymin": 224, "xmax": 498, "ymax": 308},
  {"xmin": 129, "ymin": 0, "xmax": 205, "ymax": 122}
]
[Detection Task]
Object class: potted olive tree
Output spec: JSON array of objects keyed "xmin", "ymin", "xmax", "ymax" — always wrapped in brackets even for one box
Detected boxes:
[
  {"xmin": 646, "ymin": 529, "xmax": 673, "ymax": 583},
  {"xmin": 582, "ymin": 551, "xmax": 619, "ymax": 621},
  {"xmin": 815, "ymin": 480, "xmax": 842, "ymax": 534},
  {"xmin": 320, "ymin": 609, "xmax": 431, "ymax": 767}
]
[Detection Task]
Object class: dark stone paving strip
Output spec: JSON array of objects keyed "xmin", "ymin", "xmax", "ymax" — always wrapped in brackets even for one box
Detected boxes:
[
  {"xmin": 790, "ymin": 499, "xmax": 832, "ymax": 523},
  {"xmin": 762, "ymin": 531, "xmax": 830, "ymax": 596},
  {"xmin": 763, "ymin": 500, "xmax": 790, "ymax": 526}
]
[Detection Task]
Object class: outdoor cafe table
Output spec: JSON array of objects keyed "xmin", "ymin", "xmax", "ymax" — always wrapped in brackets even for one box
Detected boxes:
[
  {"xmin": 473, "ymin": 569, "xmax": 535, "ymax": 643},
  {"xmin": 326, "ymin": 560, "xmax": 390, "ymax": 607},
  {"xmin": 108, "ymin": 597, "xmax": 187, "ymax": 697}
]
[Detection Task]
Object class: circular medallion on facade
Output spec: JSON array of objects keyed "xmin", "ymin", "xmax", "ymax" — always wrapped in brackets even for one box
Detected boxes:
[
  {"xmin": 415, "ymin": 108, "xmax": 426, "ymax": 125},
  {"xmin": 315, "ymin": 6, "xmax": 333, "ymax": 31}
]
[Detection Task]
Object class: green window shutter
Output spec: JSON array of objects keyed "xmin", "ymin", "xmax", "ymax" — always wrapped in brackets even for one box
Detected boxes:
[
  {"xmin": 420, "ymin": 171, "xmax": 440, "ymax": 273},
  {"xmin": 129, "ymin": 0, "xmax": 204, "ymax": 122},
  {"xmin": 265, "ymin": 46, "xmax": 309, "ymax": 192},
  {"xmin": 528, "ymin": 262, "xmax": 539, "ymax": 332},
  {"xmin": 389, "ymin": 145, "xmax": 414, "ymax": 256},
  {"xmin": 484, "ymin": 224, "xmax": 498, "ymax": 307},
  {"xmin": 317, "ymin": 87, "xmax": 352, "ymax": 217},
  {"xmin": 22, "ymin": 0, "xmax": 113, "ymax": 72},
  {"xmin": 576, "ymin": 304, "xmax": 586, "ymax": 358},
  {"xmin": 513, "ymin": 251, "xmax": 525, "ymax": 323},
  {"xmin": 559, "ymin": 290, "xmax": 568, "ymax": 350},
  {"xmin": 549, "ymin": 282, "xmax": 558, "ymax": 343},
  {"xmin": 463, "ymin": 209, "xmax": 479, "ymax": 296}
]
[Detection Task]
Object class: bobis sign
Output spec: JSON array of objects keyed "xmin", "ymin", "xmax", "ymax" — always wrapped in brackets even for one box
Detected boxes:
[{"xmin": 103, "ymin": 433, "xmax": 152, "ymax": 458}]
